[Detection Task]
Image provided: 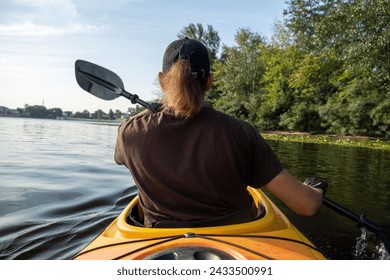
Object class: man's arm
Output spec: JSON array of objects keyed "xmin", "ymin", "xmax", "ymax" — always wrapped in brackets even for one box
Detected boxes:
[
  {"xmin": 114, "ymin": 125, "xmax": 126, "ymax": 165},
  {"xmin": 263, "ymin": 169, "xmax": 324, "ymax": 216}
]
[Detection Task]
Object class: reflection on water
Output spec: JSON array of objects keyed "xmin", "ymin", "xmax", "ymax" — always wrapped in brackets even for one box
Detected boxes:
[{"xmin": 0, "ymin": 118, "xmax": 389, "ymax": 259}]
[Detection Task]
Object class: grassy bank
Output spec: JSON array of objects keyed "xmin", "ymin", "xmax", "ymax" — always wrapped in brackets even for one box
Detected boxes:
[{"xmin": 262, "ymin": 131, "xmax": 390, "ymax": 150}]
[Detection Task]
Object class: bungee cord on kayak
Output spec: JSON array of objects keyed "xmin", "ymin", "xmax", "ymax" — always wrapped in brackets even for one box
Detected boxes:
[{"xmin": 72, "ymin": 231, "xmax": 327, "ymax": 260}]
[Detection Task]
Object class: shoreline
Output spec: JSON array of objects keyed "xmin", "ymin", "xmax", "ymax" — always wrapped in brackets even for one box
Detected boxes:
[
  {"xmin": 261, "ymin": 131, "xmax": 389, "ymax": 150},
  {"xmin": 2, "ymin": 116, "xmax": 388, "ymax": 150}
]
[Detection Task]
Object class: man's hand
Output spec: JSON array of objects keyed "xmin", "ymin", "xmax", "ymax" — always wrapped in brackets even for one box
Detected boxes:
[{"xmin": 303, "ymin": 177, "xmax": 328, "ymax": 196}]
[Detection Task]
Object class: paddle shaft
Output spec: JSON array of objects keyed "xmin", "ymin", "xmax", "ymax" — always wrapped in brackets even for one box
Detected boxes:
[
  {"xmin": 323, "ymin": 197, "xmax": 385, "ymax": 235},
  {"xmin": 323, "ymin": 197, "xmax": 390, "ymax": 253},
  {"xmin": 120, "ymin": 90, "xmax": 156, "ymax": 113}
]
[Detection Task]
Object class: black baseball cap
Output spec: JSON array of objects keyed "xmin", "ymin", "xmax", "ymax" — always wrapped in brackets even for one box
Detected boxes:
[{"xmin": 162, "ymin": 37, "xmax": 210, "ymax": 79}]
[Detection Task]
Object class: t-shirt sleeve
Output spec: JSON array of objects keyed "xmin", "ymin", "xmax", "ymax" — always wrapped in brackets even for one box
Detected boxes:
[{"xmin": 247, "ymin": 127, "xmax": 283, "ymax": 188}]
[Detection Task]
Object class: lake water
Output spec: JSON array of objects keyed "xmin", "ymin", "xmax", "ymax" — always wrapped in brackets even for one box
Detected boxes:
[{"xmin": 0, "ymin": 117, "xmax": 389, "ymax": 260}]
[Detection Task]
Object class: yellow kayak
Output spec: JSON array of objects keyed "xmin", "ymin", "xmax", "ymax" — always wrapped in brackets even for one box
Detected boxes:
[{"xmin": 73, "ymin": 187, "xmax": 326, "ymax": 260}]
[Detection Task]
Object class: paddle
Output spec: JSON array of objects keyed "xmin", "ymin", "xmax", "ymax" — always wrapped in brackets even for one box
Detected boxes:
[
  {"xmin": 323, "ymin": 197, "xmax": 390, "ymax": 252},
  {"xmin": 74, "ymin": 60, "xmax": 157, "ymax": 112}
]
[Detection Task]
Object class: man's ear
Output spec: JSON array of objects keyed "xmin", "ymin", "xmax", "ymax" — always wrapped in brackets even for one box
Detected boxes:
[
  {"xmin": 158, "ymin": 72, "xmax": 164, "ymax": 84},
  {"xmin": 205, "ymin": 73, "xmax": 213, "ymax": 91},
  {"xmin": 158, "ymin": 72, "xmax": 166, "ymax": 91}
]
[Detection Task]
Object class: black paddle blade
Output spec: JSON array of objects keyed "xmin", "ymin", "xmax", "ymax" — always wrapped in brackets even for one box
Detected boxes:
[{"xmin": 75, "ymin": 60, "xmax": 124, "ymax": 100}]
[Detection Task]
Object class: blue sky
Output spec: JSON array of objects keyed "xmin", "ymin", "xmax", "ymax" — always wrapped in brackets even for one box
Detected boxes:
[{"xmin": 0, "ymin": 0, "xmax": 287, "ymax": 113}]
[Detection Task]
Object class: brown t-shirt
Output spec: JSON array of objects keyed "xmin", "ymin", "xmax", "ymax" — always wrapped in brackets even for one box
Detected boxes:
[{"xmin": 115, "ymin": 107, "xmax": 283, "ymax": 227}]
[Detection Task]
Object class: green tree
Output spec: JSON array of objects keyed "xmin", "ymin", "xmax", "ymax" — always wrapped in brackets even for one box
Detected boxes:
[
  {"xmin": 25, "ymin": 105, "xmax": 48, "ymax": 118},
  {"xmin": 94, "ymin": 109, "xmax": 104, "ymax": 119},
  {"xmin": 48, "ymin": 108, "xmax": 63, "ymax": 119},
  {"xmin": 212, "ymin": 28, "xmax": 266, "ymax": 123},
  {"xmin": 114, "ymin": 109, "xmax": 122, "ymax": 119},
  {"xmin": 109, "ymin": 109, "xmax": 114, "ymax": 120},
  {"xmin": 283, "ymin": 0, "xmax": 389, "ymax": 136},
  {"xmin": 73, "ymin": 110, "xmax": 90, "ymax": 118},
  {"xmin": 255, "ymin": 43, "xmax": 303, "ymax": 130}
]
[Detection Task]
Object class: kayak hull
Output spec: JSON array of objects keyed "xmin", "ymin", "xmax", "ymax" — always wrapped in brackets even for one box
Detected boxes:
[{"xmin": 74, "ymin": 187, "xmax": 326, "ymax": 260}]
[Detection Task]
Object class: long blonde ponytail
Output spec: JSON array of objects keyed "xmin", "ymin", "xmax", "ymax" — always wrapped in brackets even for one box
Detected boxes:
[{"xmin": 159, "ymin": 59, "xmax": 208, "ymax": 118}]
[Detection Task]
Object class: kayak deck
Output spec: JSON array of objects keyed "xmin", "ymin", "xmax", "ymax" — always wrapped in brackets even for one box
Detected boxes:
[{"xmin": 74, "ymin": 187, "xmax": 326, "ymax": 260}]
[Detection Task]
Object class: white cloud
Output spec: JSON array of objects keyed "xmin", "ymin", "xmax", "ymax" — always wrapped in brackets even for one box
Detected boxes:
[
  {"xmin": 13, "ymin": 0, "xmax": 77, "ymax": 16},
  {"xmin": 0, "ymin": 21, "xmax": 104, "ymax": 36}
]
